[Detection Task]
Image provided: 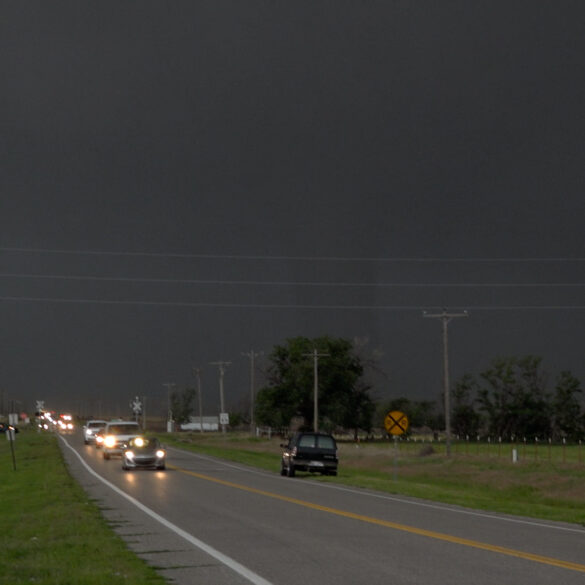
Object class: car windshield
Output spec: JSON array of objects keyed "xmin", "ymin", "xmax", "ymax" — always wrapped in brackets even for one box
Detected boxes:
[
  {"xmin": 108, "ymin": 425, "xmax": 139, "ymax": 434},
  {"xmin": 317, "ymin": 435, "xmax": 336, "ymax": 449},
  {"xmin": 130, "ymin": 437, "xmax": 159, "ymax": 449},
  {"xmin": 297, "ymin": 434, "xmax": 336, "ymax": 449}
]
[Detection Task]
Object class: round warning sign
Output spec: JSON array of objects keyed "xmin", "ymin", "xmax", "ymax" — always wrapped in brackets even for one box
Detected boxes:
[{"xmin": 384, "ymin": 410, "xmax": 409, "ymax": 436}]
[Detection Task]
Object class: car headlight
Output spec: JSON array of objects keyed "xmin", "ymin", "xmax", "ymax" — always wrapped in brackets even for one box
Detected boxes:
[
  {"xmin": 125, "ymin": 451, "xmax": 134, "ymax": 459},
  {"xmin": 156, "ymin": 450, "xmax": 166, "ymax": 458},
  {"xmin": 104, "ymin": 436, "xmax": 116, "ymax": 448}
]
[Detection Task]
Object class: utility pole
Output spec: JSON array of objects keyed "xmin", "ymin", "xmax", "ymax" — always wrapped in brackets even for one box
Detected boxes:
[
  {"xmin": 163, "ymin": 383, "xmax": 176, "ymax": 433},
  {"xmin": 303, "ymin": 348, "xmax": 329, "ymax": 433},
  {"xmin": 142, "ymin": 395, "xmax": 147, "ymax": 430},
  {"xmin": 210, "ymin": 361, "xmax": 231, "ymax": 434},
  {"xmin": 423, "ymin": 308, "xmax": 468, "ymax": 456},
  {"xmin": 242, "ymin": 350, "xmax": 263, "ymax": 435},
  {"xmin": 192, "ymin": 367, "xmax": 204, "ymax": 433}
]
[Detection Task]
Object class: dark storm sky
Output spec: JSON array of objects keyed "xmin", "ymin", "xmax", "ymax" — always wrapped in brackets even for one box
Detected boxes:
[{"xmin": 2, "ymin": 2, "xmax": 585, "ymax": 417}]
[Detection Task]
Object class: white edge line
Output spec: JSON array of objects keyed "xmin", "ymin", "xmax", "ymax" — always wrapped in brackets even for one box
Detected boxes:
[{"xmin": 59, "ymin": 436, "xmax": 274, "ymax": 585}]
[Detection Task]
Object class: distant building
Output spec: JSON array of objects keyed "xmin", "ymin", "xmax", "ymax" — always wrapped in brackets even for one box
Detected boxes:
[{"xmin": 180, "ymin": 416, "xmax": 219, "ymax": 432}]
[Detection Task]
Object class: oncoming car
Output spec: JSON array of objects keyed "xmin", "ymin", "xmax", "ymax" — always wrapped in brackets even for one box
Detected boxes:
[
  {"xmin": 122, "ymin": 437, "xmax": 166, "ymax": 471},
  {"xmin": 102, "ymin": 421, "xmax": 141, "ymax": 460},
  {"xmin": 280, "ymin": 432, "xmax": 338, "ymax": 477},
  {"xmin": 83, "ymin": 420, "xmax": 107, "ymax": 445}
]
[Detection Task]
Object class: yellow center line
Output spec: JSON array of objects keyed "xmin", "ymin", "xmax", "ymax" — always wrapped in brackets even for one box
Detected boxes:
[{"xmin": 170, "ymin": 463, "xmax": 585, "ymax": 574}]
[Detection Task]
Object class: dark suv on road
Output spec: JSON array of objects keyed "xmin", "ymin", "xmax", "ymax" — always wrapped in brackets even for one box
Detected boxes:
[{"xmin": 280, "ymin": 432, "xmax": 338, "ymax": 477}]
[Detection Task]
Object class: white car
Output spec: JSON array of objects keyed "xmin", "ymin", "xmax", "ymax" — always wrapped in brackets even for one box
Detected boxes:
[
  {"xmin": 102, "ymin": 421, "xmax": 141, "ymax": 459},
  {"xmin": 82, "ymin": 420, "xmax": 108, "ymax": 445}
]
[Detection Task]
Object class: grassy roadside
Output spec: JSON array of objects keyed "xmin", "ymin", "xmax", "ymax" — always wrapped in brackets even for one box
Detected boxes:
[
  {"xmin": 160, "ymin": 431, "xmax": 585, "ymax": 527},
  {"xmin": 0, "ymin": 429, "xmax": 167, "ymax": 585}
]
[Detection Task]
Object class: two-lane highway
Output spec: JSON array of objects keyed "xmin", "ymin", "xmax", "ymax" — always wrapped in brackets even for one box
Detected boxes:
[{"xmin": 60, "ymin": 432, "xmax": 585, "ymax": 585}]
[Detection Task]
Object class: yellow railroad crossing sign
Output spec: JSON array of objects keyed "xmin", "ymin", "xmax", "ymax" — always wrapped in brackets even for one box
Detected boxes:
[{"xmin": 384, "ymin": 410, "xmax": 409, "ymax": 436}]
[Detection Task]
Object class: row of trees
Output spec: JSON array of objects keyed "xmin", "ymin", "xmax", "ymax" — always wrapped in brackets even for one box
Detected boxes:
[
  {"xmin": 451, "ymin": 355, "xmax": 585, "ymax": 441},
  {"xmin": 372, "ymin": 356, "xmax": 585, "ymax": 441},
  {"xmin": 171, "ymin": 336, "xmax": 585, "ymax": 442}
]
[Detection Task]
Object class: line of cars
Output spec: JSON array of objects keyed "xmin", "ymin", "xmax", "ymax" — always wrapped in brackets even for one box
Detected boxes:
[
  {"xmin": 82, "ymin": 419, "xmax": 166, "ymax": 471},
  {"xmin": 83, "ymin": 420, "xmax": 339, "ymax": 477}
]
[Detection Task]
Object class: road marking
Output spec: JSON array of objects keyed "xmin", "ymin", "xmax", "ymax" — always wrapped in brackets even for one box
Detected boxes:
[
  {"xmin": 59, "ymin": 437, "xmax": 275, "ymax": 585},
  {"xmin": 168, "ymin": 447, "xmax": 585, "ymax": 534},
  {"xmin": 171, "ymin": 464, "xmax": 585, "ymax": 574}
]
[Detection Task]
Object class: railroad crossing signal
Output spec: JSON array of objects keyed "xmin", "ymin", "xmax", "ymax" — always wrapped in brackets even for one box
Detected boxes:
[
  {"xmin": 131, "ymin": 397, "xmax": 142, "ymax": 415},
  {"xmin": 384, "ymin": 410, "xmax": 409, "ymax": 436}
]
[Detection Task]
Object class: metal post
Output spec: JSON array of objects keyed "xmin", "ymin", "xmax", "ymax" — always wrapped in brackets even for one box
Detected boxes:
[
  {"xmin": 163, "ymin": 383, "xmax": 175, "ymax": 432},
  {"xmin": 423, "ymin": 308, "xmax": 468, "ymax": 456},
  {"xmin": 192, "ymin": 367, "xmax": 204, "ymax": 433},
  {"xmin": 304, "ymin": 349, "xmax": 329, "ymax": 433},
  {"xmin": 242, "ymin": 350, "xmax": 262, "ymax": 434},
  {"xmin": 210, "ymin": 361, "xmax": 231, "ymax": 433}
]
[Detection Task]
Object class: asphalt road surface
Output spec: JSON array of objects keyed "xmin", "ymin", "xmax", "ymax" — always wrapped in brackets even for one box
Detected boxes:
[{"xmin": 59, "ymin": 432, "xmax": 585, "ymax": 585}]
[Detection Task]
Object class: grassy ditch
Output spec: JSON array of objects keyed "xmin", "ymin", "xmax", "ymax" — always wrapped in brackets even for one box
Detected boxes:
[
  {"xmin": 161, "ymin": 431, "xmax": 585, "ymax": 527},
  {"xmin": 0, "ymin": 429, "xmax": 167, "ymax": 585}
]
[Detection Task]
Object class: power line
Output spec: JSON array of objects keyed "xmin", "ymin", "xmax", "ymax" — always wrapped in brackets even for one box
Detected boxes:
[
  {"xmin": 1, "ymin": 273, "xmax": 584, "ymax": 288},
  {"xmin": 3, "ymin": 295, "xmax": 585, "ymax": 310},
  {"xmin": 3, "ymin": 247, "xmax": 585, "ymax": 263}
]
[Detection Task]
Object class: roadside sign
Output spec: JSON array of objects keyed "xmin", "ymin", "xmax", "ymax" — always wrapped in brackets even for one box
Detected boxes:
[
  {"xmin": 384, "ymin": 410, "xmax": 409, "ymax": 436},
  {"xmin": 131, "ymin": 397, "xmax": 142, "ymax": 415},
  {"xmin": 219, "ymin": 412, "xmax": 229, "ymax": 425}
]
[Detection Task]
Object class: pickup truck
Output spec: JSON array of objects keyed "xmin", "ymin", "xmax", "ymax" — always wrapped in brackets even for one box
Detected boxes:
[
  {"xmin": 102, "ymin": 421, "xmax": 141, "ymax": 459},
  {"xmin": 280, "ymin": 432, "xmax": 338, "ymax": 477}
]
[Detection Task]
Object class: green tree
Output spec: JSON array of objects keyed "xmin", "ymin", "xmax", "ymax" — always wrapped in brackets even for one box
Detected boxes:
[
  {"xmin": 476, "ymin": 356, "xmax": 551, "ymax": 439},
  {"xmin": 170, "ymin": 387, "xmax": 197, "ymax": 425},
  {"xmin": 451, "ymin": 374, "xmax": 482, "ymax": 438},
  {"xmin": 552, "ymin": 371, "xmax": 584, "ymax": 441},
  {"xmin": 255, "ymin": 336, "xmax": 375, "ymax": 436}
]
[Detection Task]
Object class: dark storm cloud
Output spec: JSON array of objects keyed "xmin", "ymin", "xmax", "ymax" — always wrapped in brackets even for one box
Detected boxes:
[{"xmin": 2, "ymin": 2, "xmax": 585, "ymax": 415}]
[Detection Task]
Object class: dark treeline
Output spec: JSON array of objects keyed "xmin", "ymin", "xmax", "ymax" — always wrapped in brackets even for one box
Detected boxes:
[
  {"xmin": 171, "ymin": 339, "xmax": 585, "ymax": 442},
  {"xmin": 380, "ymin": 355, "xmax": 585, "ymax": 442}
]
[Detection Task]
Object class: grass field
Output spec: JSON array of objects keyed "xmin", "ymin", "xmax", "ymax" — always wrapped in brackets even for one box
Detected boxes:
[
  {"xmin": 161, "ymin": 431, "xmax": 585, "ymax": 526},
  {"xmin": 0, "ymin": 429, "xmax": 167, "ymax": 585}
]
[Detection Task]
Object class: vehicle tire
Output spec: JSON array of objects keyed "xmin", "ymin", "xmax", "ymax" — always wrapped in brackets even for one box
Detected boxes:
[
  {"xmin": 280, "ymin": 461, "xmax": 287, "ymax": 476},
  {"xmin": 286, "ymin": 463, "xmax": 295, "ymax": 477},
  {"xmin": 103, "ymin": 451, "xmax": 110, "ymax": 460},
  {"xmin": 157, "ymin": 464, "xmax": 166, "ymax": 470},
  {"xmin": 84, "ymin": 440, "xmax": 89, "ymax": 445}
]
